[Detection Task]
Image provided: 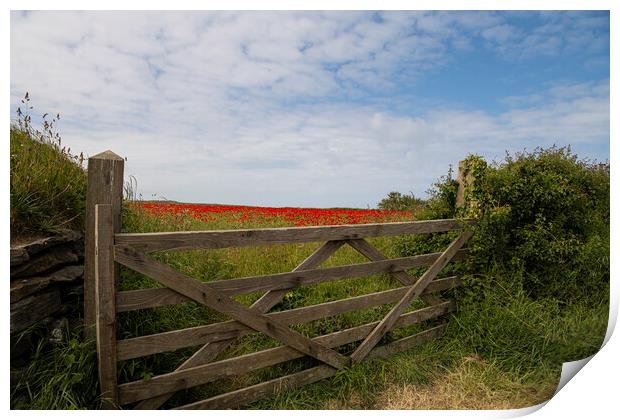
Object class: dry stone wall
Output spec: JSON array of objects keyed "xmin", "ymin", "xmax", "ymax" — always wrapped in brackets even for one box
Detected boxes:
[{"xmin": 10, "ymin": 230, "xmax": 85, "ymax": 360}]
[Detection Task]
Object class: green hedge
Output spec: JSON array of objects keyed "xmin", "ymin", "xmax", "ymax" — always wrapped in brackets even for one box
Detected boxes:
[{"xmin": 395, "ymin": 146, "xmax": 609, "ymax": 304}]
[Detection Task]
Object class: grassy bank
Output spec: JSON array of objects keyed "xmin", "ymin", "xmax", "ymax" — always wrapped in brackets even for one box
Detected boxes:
[{"xmin": 10, "ymin": 106, "xmax": 86, "ymax": 236}]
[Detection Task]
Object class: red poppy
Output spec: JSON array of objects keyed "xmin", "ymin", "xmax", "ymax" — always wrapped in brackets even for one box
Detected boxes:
[{"xmin": 132, "ymin": 202, "xmax": 413, "ymax": 227}]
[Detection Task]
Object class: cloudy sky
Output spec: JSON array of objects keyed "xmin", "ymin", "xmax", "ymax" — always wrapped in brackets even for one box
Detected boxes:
[{"xmin": 10, "ymin": 11, "xmax": 610, "ymax": 208}]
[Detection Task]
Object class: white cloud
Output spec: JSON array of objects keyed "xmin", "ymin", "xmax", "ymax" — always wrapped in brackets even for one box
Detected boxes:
[
  {"xmin": 10, "ymin": 11, "xmax": 609, "ymax": 208},
  {"xmin": 48, "ymin": 79, "xmax": 608, "ymax": 207}
]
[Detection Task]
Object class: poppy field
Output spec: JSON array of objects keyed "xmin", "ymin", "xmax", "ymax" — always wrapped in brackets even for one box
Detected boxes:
[{"xmin": 133, "ymin": 201, "xmax": 414, "ymax": 229}]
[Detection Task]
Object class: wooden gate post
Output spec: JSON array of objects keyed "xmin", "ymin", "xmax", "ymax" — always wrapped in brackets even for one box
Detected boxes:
[
  {"xmin": 95, "ymin": 204, "xmax": 119, "ymax": 408},
  {"xmin": 456, "ymin": 160, "xmax": 473, "ymax": 208},
  {"xmin": 85, "ymin": 151, "xmax": 124, "ymax": 338}
]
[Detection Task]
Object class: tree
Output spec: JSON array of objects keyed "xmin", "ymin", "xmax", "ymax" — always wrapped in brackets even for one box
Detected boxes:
[{"xmin": 377, "ymin": 191, "xmax": 425, "ymax": 212}]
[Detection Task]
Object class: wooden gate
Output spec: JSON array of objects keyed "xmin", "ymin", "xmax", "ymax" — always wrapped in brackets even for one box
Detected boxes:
[{"xmin": 92, "ymin": 201, "xmax": 473, "ymax": 409}]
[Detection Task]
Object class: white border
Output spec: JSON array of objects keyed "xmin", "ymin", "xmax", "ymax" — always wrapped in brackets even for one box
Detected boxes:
[{"xmin": 4, "ymin": 2, "xmax": 616, "ymax": 418}]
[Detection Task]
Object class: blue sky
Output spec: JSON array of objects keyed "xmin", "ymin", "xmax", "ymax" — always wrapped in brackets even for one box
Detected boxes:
[{"xmin": 10, "ymin": 11, "xmax": 610, "ymax": 207}]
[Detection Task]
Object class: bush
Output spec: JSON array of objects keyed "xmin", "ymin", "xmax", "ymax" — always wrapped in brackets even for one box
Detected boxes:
[
  {"xmin": 388, "ymin": 146, "xmax": 609, "ymax": 386},
  {"xmin": 394, "ymin": 146, "xmax": 610, "ymax": 303},
  {"xmin": 377, "ymin": 191, "xmax": 425, "ymax": 213},
  {"xmin": 466, "ymin": 148, "xmax": 609, "ymax": 303},
  {"xmin": 10, "ymin": 94, "xmax": 87, "ymax": 235}
]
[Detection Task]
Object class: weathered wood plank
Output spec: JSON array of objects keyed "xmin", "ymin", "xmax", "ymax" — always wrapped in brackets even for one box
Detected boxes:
[
  {"xmin": 180, "ymin": 365, "xmax": 336, "ymax": 410},
  {"xmin": 133, "ymin": 240, "xmax": 346, "ymax": 409},
  {"xmin": 350, "ymin": 230, "xmax": 473, "ymax": 363},
  {"xmin": 346, "ymin": 238, "xmax": 445, "ymax": 306},
  {"xmin": 174, "ymin": 324, "xmax": 447, "ymax": 410},
  {"xmin": 117, "ymin": 276, "xmax": 461, "ymax": 360},
  {"xmin": 116, "ymin": 249, "xmax": 469, "ymax": 312},
  {"xmin": 114, "ymin": 246, "xmax": 350, "ymax": 370},
  {"xmin": 118, "ymin": 304, "xmax": 454, "ymax": 405},
  {"xmin": 115, "ymin": 219, "xmax": 473, "ymax": 253},
  {"xmin": 85, "ymin": 151, "xmax": 124, "ymax": 338},
  {"xmin": 94, "ymin": 204, "xmax": 119, "ymax": 409},
  {"xmin": 346, "ymin": 238, "xmax": 414, "ymax": 285}
]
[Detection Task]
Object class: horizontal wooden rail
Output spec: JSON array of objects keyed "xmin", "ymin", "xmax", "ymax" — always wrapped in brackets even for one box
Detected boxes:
[
  {"xmin": 174, "ymin": 323, "xmax": 447, "ymax": 410},
  {"xmin": 117, "ymin": 303, "xmax": 453, "ymax": 405},
  {"xmin": 117, "ymin": 276, "xmax": 461, "ymax": 360},
  {"xmin": 116, "ymin": 249, "xmax": 468, "ymax": 312},
  {"xmin": 115, "ymin": 218, "xmax": 473, "ymax": 253}
]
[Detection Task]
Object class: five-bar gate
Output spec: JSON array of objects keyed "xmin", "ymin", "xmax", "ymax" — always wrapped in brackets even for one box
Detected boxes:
[{"xmin": 92, "ymin": 201, "xmax": 473, "ymax": 409}]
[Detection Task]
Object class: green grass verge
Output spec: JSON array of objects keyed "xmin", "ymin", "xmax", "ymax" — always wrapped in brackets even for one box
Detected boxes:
[{"xmin": 10, "ymin": 125, "xmax": 86, "ymax": 235}]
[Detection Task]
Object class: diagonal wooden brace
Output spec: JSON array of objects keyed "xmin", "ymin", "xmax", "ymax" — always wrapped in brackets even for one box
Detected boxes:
[
  {"xmin": 346, "ymin": 238, "xmax": 444, "ymax": 305},
  {"xmin": 115, "ymin": 245, "xmax": 350, "ymax": 371},
  {"xmin": 251, "ymin": 240, "xmax": 346, "ymax": 312},
  {"xmin": 134, "ymin": 240, "xmax": 345, "ymax": 409},
  {"xmin": 350, "ymin": 230, "xmax": 473, "ymax": 364},
  {"xmin": 346, "ymin": 239, "xmax": 415, "ymax": 286}
]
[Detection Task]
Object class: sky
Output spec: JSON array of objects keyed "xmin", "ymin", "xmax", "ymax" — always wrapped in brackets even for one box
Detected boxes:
[{"xmin": 10, "ymin": 10, "xmax": 610, "ymax": 208}]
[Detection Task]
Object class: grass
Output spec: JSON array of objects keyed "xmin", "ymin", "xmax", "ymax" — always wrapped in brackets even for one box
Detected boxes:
[
  {"xmin": 10, "ymin": 123, "xmax": 86, "ymax": 235},
  {"xmin": 111, "ymin": 203, "xmax": 608, "ymax": 410},
  {"xmin": 373, "ymin": 358, "xmax": 558, "ymax": 410},
  {"xmin": 246, "ymin": 285, "xmax": 606, "ymax": 410},
  {"xmin": 11, "ymin": 324, "xmax": 101, "ymax": 409}
]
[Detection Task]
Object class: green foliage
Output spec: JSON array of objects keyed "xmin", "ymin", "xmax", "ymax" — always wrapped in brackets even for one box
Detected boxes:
[
  {"xmin": 392, "ymin": 170, "xmax": 461, "ymax": 267},
  {"xmin": 11, "ymin": 325, "xmax": 101, "ymax": 409},
  {"xmin": 10, "ymin": 94, "xmax": 86, "ymax": 234},
  {"xmin": 398, "ymin": 146, "xmax": 610, "ymax": 303},
  {"xmin": 377, "ymin": 191, "xmax": 425, "ymax": 212},
  {"xmin": 471, "ymin": 148, "xmax": 609, "ymax": 302},
  {"xmin": 384, "ymin": 146, "xmax": 609, "ymax": 409}
]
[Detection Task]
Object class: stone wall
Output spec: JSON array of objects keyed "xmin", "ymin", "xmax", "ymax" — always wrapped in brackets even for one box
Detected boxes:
[{"xmin": 10, "ymin": 230, "xmax": 85, "ymax": 361}]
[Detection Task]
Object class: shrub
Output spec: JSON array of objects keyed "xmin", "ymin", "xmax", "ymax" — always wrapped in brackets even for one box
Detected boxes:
[
  {"xmin": 465, "ymin": 148, "xmax": 609, "ymax": 303},
  {"xmin": 10, "ymin": 94, "xmax": 87, "ymax": 235},
  {"xmin": 377, "ymin": 191, "xmax": 425, "ymax": 213},
  {"xmin": 377, "ymin": 191, "xmax": 424, "ymax": 212},
  {"xmin": 394, "ymin": 146, "xmax": 610, "ymax": 304}
]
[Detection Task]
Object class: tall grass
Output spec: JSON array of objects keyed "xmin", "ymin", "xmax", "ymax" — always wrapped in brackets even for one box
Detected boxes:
[
  {"xmin": 10, "ymin": 94, "xmax": 86, "ymax": 235},
  {"xmin": 117, "ymin": 204, "xmax": 429, "ymax": 408},
  {"xmin": 246, "ymin": 273, "xmax": 607, "ymax": 409},
  {"xmin": 11, "ymin": 325, "xmax": 102, "ymax": 409}
]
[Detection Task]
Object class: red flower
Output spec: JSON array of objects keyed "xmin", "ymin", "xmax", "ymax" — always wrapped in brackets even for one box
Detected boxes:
[{"xmin": 134, "ymin": 202, "xmax": 413, "ymax": 227}]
